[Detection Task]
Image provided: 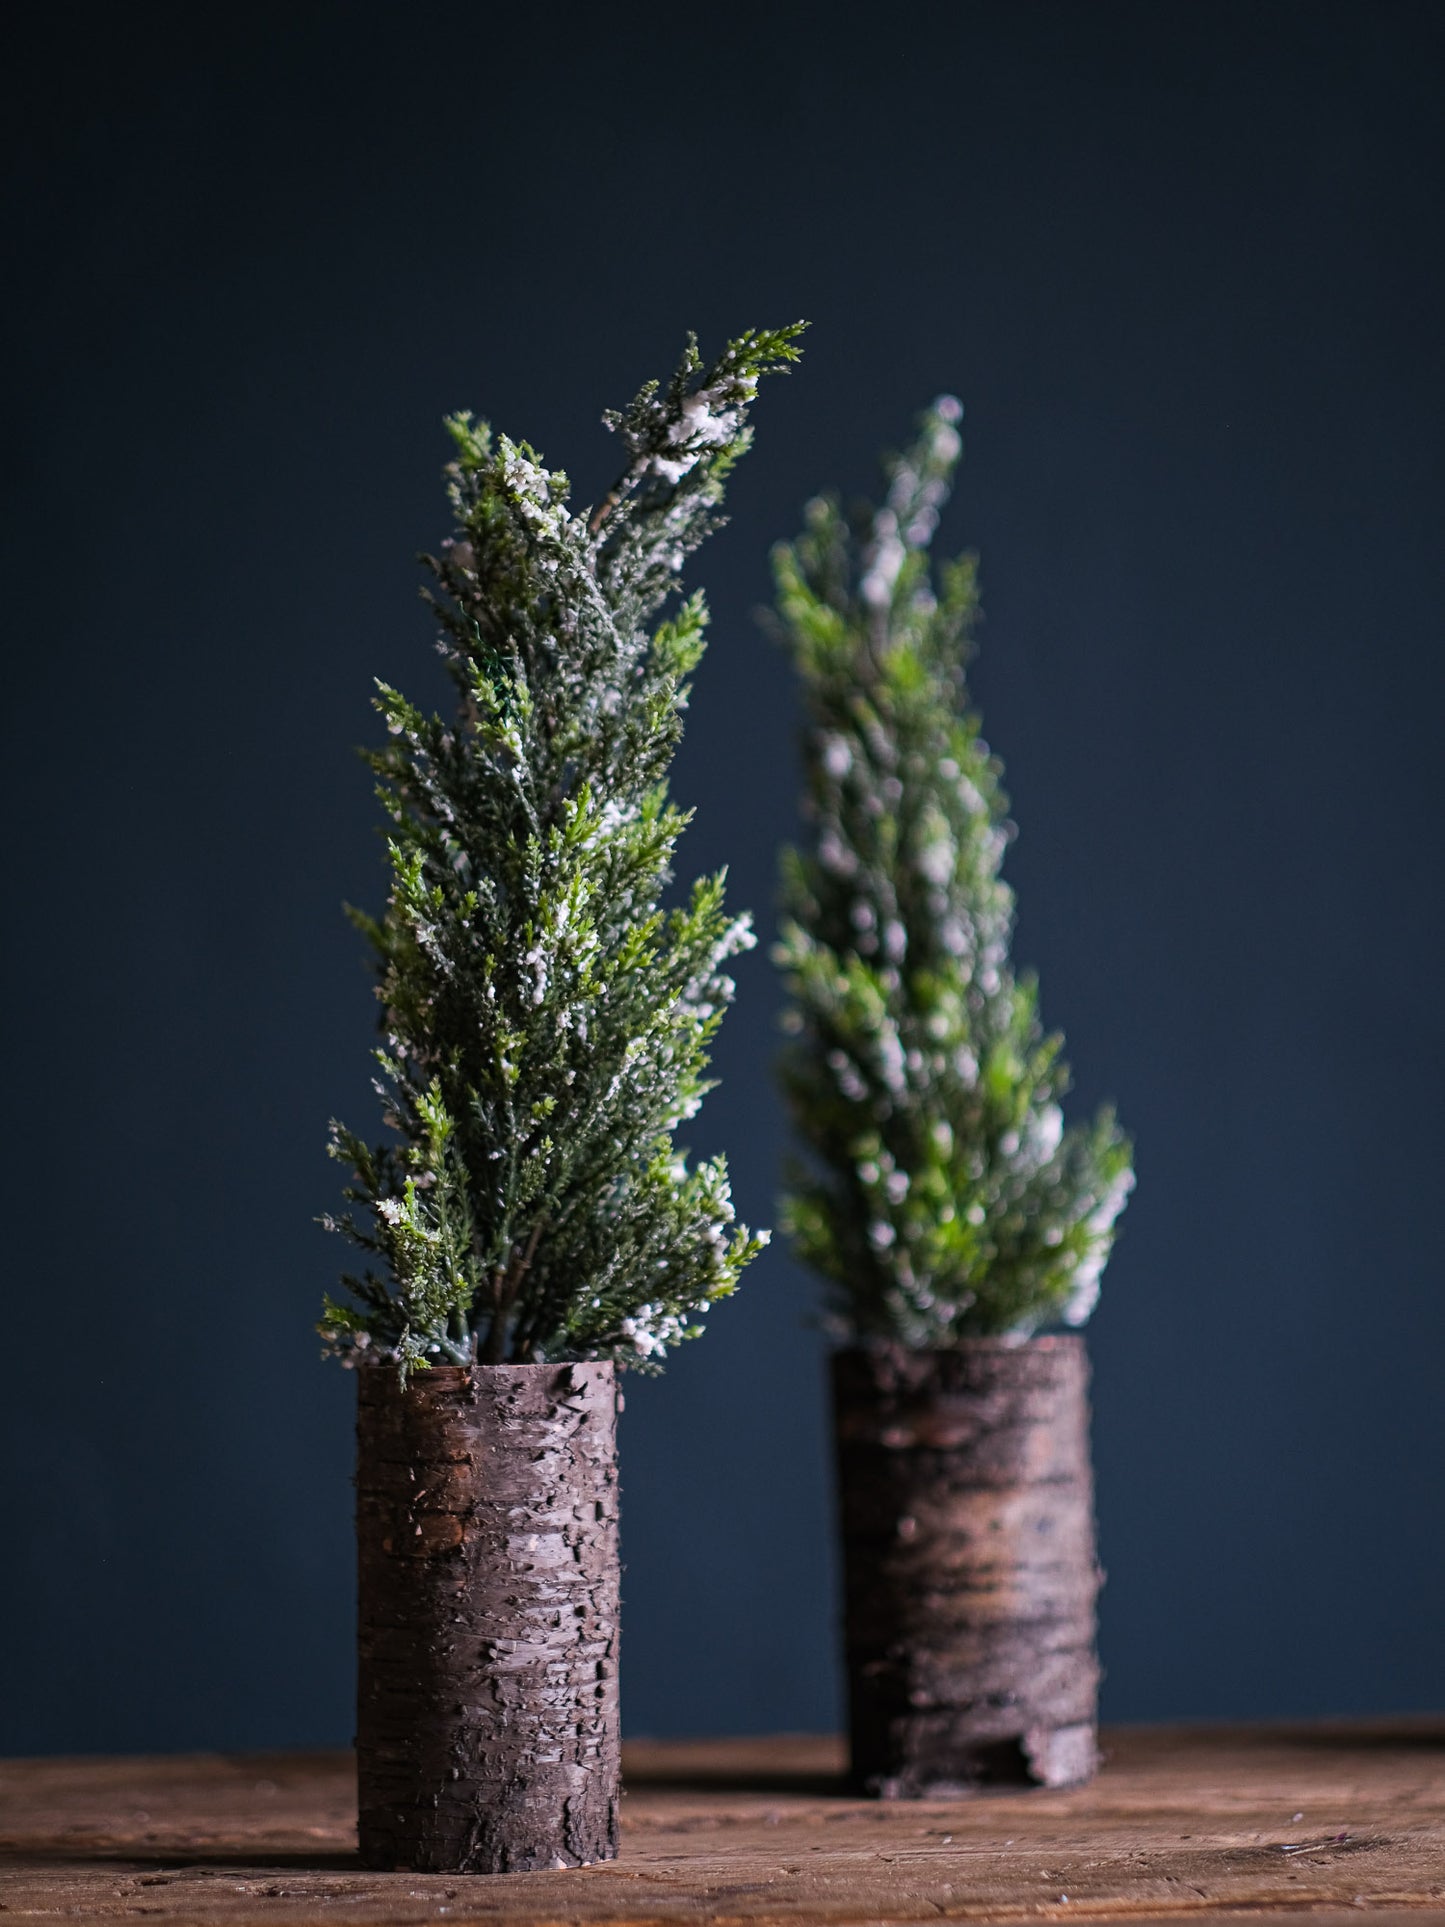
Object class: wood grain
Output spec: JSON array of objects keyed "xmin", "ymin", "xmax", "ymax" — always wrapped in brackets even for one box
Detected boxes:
[{"xmin": 1, "ymin": 1721, "xmax": 1442, "ymax": 1922}]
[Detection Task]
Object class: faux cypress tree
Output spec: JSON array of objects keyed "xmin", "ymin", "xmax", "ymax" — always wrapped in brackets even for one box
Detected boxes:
[
  {"xmin": 774, "ymin": 399, "xmax": 1134, "ymax": 1796},
  {"xmin": 774, "ymin": 396, "xmax": 1133, "ymax": 1344},
  {"xmin": 330, "ymin": 326, "xmax": 803, "ymax": 1873},
  {"xmin": 324, "ymin": 325, "xmax": 803, "ymax": 1380}
]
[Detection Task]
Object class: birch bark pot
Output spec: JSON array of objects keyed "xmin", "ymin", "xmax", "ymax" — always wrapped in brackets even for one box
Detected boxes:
[
  {"xmin": 355, "ymin": 1360, "xmax": 621, "ymax": 1873},
  {"xmin": 832, "ymin": 1336, "xmax": 1101, "ymax": 1798}
]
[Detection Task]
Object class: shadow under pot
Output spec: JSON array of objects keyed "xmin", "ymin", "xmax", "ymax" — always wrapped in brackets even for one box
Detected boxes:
[
  {"xmin": 831, "ymin": 1335, "xmax": 1102, "ymax": 1798},
  {"xmin": 355, "ymin": 1360, "xmax": 621, "ymax": 1873}
]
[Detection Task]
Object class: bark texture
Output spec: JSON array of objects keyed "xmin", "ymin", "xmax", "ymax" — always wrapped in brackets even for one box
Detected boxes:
[
  {"xmin": 356, "ymin": 1360, "xmax": 620, "ymax": 1873},
  {"xmin": 832, "ymin": 1337, "xmax": 1101, "ymax": 1798}
]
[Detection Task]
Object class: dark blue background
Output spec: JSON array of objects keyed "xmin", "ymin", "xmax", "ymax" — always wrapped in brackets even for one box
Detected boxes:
[{"xmin": 3, "ymin": 0, "xmax": 1442, "ymax": 1755}]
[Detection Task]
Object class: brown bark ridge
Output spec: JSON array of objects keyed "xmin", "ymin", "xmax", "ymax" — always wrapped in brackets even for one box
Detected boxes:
[
  {"xmin": 832, "ymin": 1336, "xmax": 1101, "ymax": 1798},
  {"xmin": 355, "ymin": 1359, "xmax": 620, "ymax": 1873}
]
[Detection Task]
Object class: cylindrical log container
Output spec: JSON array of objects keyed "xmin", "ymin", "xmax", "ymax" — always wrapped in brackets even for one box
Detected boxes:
[
  {"xmin": 832, "ymin": 1336, "xmax": 1101, "ymax": 1798},
  {"xmin": 356, "ymin": 1360, "xmax": 620, "ymax": 1873}
]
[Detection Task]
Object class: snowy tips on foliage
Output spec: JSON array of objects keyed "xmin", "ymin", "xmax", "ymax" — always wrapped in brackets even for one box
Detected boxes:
[
  {"xmin": 772, "ymin": 398, "xmax": 1134, "ymax": 1344},
  {"xmin": 321, "ymin": 325, "xmax": 805, "ymax": 1377}
]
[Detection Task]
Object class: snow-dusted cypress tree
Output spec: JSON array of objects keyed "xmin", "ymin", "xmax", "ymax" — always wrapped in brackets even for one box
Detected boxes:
[
  {"xmin": 323, "ymin": 325, "xmax": 803, "ymax": 1377},
  {"xmin": 774, "ymin": 398, "xmax": 1133, "ymax": 1345}
]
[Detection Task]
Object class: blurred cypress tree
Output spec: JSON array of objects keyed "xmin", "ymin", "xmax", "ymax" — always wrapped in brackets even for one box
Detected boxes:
[{"xmin": 774, "ymin": 399, "xmax": 1133, "ymax": 1343}]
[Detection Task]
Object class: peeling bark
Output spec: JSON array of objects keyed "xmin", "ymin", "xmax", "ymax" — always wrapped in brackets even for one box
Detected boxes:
[
  {"xmin": 356, "ymin": 1361, "xmax": 620, "ymax": 1872},
  {"xmin": 832, "ymin": 1337, "xmax": 1101, "ymax": 1797}
]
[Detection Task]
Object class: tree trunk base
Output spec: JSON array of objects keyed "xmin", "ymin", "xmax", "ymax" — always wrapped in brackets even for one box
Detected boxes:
[
  {"xmin": 832, "ymin": 1338, "xmax": 1101, "ymax": 1798},
  {"xmin": 356, "ymin": 1360, "xmax": 620, "ymax": 1872}
]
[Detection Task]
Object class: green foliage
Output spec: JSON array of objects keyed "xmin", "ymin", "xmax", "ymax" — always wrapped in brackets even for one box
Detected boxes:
[
  {"xmin": 323, "ymin": 326, "xmax": 805, "ymax": 1373},
  {"xmin": 773, "ymin": 398, "xmax": 1133, "ymax": 1343}
]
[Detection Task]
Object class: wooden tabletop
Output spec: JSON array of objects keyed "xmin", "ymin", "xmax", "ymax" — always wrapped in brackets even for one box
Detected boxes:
[{"xmin": 2, "ymin": 1721, "xmax": 1441, "ymax": 1923}]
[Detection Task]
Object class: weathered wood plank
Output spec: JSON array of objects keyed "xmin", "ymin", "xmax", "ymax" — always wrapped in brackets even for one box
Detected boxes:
[{"xmin": 1, "ymin": 1721, "xmax": 1441, "ymax": 1922}]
